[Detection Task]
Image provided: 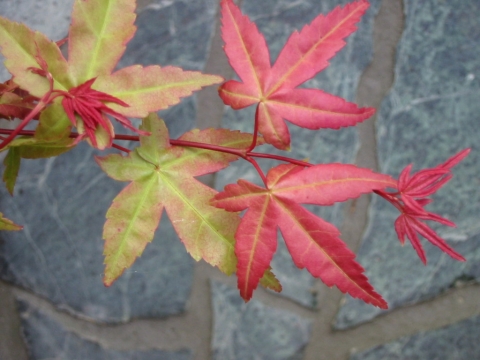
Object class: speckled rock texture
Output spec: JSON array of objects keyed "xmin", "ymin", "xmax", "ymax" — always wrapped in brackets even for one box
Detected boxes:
[
  {"xmin": 350, "ymin": 315, "xmax": 480, "ymax": 360},
  {"xmin": 215, "ymin": 0, "xmax": 381, "ymax": 309},
  {"xmin": 336, "ymin": 0, "xmax": 480, "ymax": 329},
  {"xmin": 17, "ymin": 299, "xmax": 193, "ymax": 360},
  {"xmin": 210, "ymin": 281, "xmax": 312, "ymax": 360}
]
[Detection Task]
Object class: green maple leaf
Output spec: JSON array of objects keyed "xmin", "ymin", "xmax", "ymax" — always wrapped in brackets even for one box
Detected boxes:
[
  {"xmin": 0, "ymin": 0, "xmax": 223, "ymax": 144},
  {"xmin": 96, "ymin": 113, "xmax": 280, "ymax": 287},
  {"xmin": 0, "ymin": 212, "xmax": 22, "ymax": 231}
]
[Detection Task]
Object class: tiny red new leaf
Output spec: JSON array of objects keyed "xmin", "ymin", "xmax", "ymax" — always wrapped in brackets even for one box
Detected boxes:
[{"xmin": 377, "ymin": 149, "xmax": 470, "ymax": 264}]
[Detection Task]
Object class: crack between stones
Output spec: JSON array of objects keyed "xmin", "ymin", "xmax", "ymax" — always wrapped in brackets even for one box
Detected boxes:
[{"xmin": 304, "ymin": 0, "xmax": 406, "ymax": 359}]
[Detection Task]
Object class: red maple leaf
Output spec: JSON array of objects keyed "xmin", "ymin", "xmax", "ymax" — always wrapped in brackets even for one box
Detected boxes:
[
  {"xmin": 376, "ymin": 149, "xmax": 470, "ymax": 264},
  {"xmin": 218, "ymin": 0, "xmax": 374, "ymax": 150},
  {"xmin": 212, "ymin": 163, "xmax": 396, "ymax": 307}
]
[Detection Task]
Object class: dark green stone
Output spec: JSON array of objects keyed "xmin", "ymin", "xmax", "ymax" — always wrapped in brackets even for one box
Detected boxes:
[
  {"xmin": 336, "ymin": 0, "xmax": 480, "ymax": 329},
  {"xmin": 351, "ymin": 315, "xmax": 480, "ymax": 360}
]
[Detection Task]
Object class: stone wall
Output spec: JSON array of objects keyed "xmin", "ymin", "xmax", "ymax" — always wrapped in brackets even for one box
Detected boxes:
[{"xmin": 1, "ymin": 1, "xmax": 479, "ymax": 359}]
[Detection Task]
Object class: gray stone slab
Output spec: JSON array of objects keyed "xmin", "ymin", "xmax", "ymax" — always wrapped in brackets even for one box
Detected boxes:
[
  {"xmin": 0, "ymin": 0, "xmax": 74, "ymax": 39},
  {"xmin": 336, "ymin": 0, "xmax": 480, "ymax": 329},
  {"xmin": 350, "ymin": 315, "xmax": 480, "ymax": 360},
  {"xmin": 17, "ymin": 298, "xmax": 192, "ymax": 360},
  {"xmin": 210, "ymin": 281, "xmax": 312, "ymax": 360},
  {"xmin": 0, "ymin": 142, "xmax": 194, "ymax": 323},
  {"xmin": 215, "ymin": 0, "xmax": 380, "ymax": 308}
]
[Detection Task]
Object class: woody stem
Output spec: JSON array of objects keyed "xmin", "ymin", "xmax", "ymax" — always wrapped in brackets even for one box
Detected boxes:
[{"xmin": 0, "ymin": 128, "xmax": 312, "ymax": 182}]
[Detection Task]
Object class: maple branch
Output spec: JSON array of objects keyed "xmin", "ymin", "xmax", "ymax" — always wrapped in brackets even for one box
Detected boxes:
[
  {"xmin": 248, "ymin": 152, "xmax": 312, "ymax": 168},
  {"xmin": 374, "ymin": 189, "xmax": 403, "ymax": 212},
  {"xmin": 245, "ymin": 156, "xmax": 268, "ymax": 187},
  {"xmin": 112, "ymin": 143, "xmax": 130, "ymax": 153},
  {"xmin": 0, "ymin": 128, "xmax": 314, "ymax": 169},
  {"xmin": 171, "ymin": 138, "xmax": 247, "ymax": 158},
  {"xmin": 246, "ymin": 104, "xmax": 261, "ymax": 153}
]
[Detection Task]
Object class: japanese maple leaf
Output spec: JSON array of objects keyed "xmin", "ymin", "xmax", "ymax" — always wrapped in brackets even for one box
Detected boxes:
[
  {"xmin": 219, "ymin": 0, "xmax": 374, "ymax": 150},
  {"xmin": 0, "ymin": 212, "xmax": 22, "ymax": 231},
  {"xmin": 212, "ymin": 163, "xmax": 397, "ymax": 307},
  {"xmin": 96, "ymin": 113, "xmax": 280, "ymax": 289},
  {"xmin": 377, "ymin": 149, "xmax": 470, "ymax": 264},
  {"xmin": 0, "ymin": 0, "xmax": 223, "ymax": 148}
]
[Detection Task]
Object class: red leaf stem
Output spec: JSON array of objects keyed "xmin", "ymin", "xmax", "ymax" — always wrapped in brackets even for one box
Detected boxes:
[
  {"xmin": 245, "ymin": 156, "xmax": 268, "ymax": 186},
  {"xmin": 111, "ymin": 143, "xmax": 131, "ymax": 153},
  {"xmin": 246, "ymin": 105, "xmax": 261, "ymax": 153},
  {"xmin": 247, "ymin": 152, "xmax": 312, "ymax": 168},
  {"xmin": 0, "ymin": 128, "xmax": 313, "ymax": 177}
]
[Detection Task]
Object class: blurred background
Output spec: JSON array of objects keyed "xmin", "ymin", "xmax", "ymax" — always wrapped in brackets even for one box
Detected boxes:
[{"xmin": 0, "ymin": 0, "xmax": 479, "ymax": 359}]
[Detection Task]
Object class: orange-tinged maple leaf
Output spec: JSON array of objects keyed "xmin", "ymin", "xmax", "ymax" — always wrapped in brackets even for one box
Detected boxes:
[
  {"xmin": 213, "ymin": 163, "xmax": 397, "ymax": 307},
  {"xmin": 96, "ymin": 113, "xmax": 266, "ymax": 286},
  {"xmin": 219, "ymin": 0, "xmax": 374, "ymax": 150}
]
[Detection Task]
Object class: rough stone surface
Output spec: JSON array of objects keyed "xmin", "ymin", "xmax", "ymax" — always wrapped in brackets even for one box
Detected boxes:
[
  {"xmin": 210, "ymin": 281, "xmax": 312, "ymax": 360},
  {"xmin": 0, "ymin": 0, "xmax": 223, "ymax": 323},
  {"xmin": 336, "ymin": 0, "xmax": 480, "ymax": 329},
  {"xmin": 350, "ymin": 315, "xmax": 480, "ymax": 360},
  {"xmin": 215, "ymin": 0, "xmax": 381, "ymax": 308},
  {"xmin": 17, "ymin": 299, "xmax": 192, "ymax": 360}
]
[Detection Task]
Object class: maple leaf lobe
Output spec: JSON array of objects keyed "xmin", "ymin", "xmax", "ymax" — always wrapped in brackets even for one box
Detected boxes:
[{"xmin": 219, "ymin": 0, "xmax": 374, "ymax": 150}]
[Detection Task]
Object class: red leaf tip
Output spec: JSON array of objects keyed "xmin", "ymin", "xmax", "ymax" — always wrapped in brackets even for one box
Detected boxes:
[{"xmin": 377, "ymin": 149, "xmax": 469, "ymax": 264}]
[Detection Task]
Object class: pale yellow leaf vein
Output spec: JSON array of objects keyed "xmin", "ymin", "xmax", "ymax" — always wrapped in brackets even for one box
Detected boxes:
[
  {"xmin": 226, "ymin": 3, "xmax": 263, "ymax": 93},
  {"xmin": 160, "ymin": 173, "xmax": 234, "ymax": 253},
  {"xmin": 244, "ymin": 196, "xmax": 271, "ymax": 296},
  {"xmin": 107, "ymin": 174, "xmax": 157, "ymax": 273},
  {"xmin": 276, "ymin": 198, "xmax": 377, "ymax": 302}
]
